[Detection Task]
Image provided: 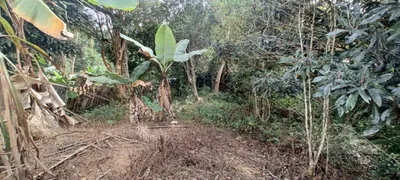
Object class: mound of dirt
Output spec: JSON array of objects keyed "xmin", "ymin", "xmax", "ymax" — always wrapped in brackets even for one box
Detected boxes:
[{"xmin": 30, "ymin": 120, "xmax": 364, "ymax": 180}]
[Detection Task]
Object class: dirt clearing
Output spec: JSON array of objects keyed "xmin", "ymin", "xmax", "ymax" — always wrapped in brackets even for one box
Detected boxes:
[{"xmin": 31, "ymin": 120, "xmax": 315, "ymax": 180}]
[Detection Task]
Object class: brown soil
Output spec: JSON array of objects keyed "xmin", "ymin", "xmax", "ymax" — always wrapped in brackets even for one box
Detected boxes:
[{"xmin": 30, "ymin": 120, "xmax": 336, "ymax": 180}]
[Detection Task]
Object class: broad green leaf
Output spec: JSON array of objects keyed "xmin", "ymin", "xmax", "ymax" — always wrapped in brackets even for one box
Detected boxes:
[
  {"xmin": 372, "ymin": 105, "xmax": 380, "ymax": 124},
  {"xmin": 174, "ymin": 49, "xmax": 207, "ymax": 62},
  {"xmin": 378, "ymin": 73, "xmax": 393, "ymax": 83},
  {"xmin": 105, "ymin": 71, "xmax": 129, "ymax": 84},
  {"xmin": 345, "ymin": 92, "xmax": 358, "ymax": 112},
  {"xmin": 335, "ymin": 94, "xmax": 347, "ymax": 107},
  {"xmin": 67, "ymin": 91, "xmax": 78, "ymax": 99},
  {"xmin": 155, "ymin": 24, "xmax": 176, "ymax": 67},
  {"xmin": 332, "ymin": 84, "xmax": 352, "ymax": 91},
  {"xmin": 0, "ymin": 16, "xmax": 23, "ymax": 51},
  {"xmin": 381, "ymin": 108, "xmax": 392, "ymax": 122},
  {"xmin": 88, "ymin": 76, "xmax": 121, "ymax": 84},
  {"xmin": 312, "ymin": 76, "xmax": 325, "ymax": 83},
  {"xmin": 368, "ymin": 88, "xmax": 382, "ymax": 106},
  {"xmin": 363, "ymin": 124, "xmax": 383, "ymax": 136},
  {"xmin": 142, "ymin": 96, "xmax": 162, "ymax": 112},
  {"xmin": 8, "ymin": 0, "xmax": 73, "ymax": 40},
  {"xmin": 87, "ymin": 0, "xmax": 139, "ymax": 11},
  {"xmin": 130, "ymin": 61, "xmax": 150, "ymax": 82},
  {"xmin": 326, "ymin": 29, "xmax": 348, "ymax": 37},
  {"xmin": 120, "ymin": 33, "xmax": 155, "ymax": 57},
  {"xmin": 175, "ymin": 39, "xmax": 190, "ymax": 56},
  {"xmin": 358, "ymin": 88, "xmax": 371, "ymax": 103}
]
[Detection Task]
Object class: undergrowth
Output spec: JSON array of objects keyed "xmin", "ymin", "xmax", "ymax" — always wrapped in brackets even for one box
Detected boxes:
[
  {"xmin": 174, "ymin": 88, "xmax": 400, "ymax": 178},
  {"xmin": 82, "ymin": 101, "xmax": 128, "ymax": 124},
  {"xmin": 175, "ymin": 89, "xmax": 304, "ymax": 143}
]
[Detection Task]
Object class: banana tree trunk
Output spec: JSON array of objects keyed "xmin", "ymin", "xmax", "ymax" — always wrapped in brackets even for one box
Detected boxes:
[
  {"xmin": 129, "ymin": 92, "xmax": 147, "ymax": 123},
  {"xmin": 213, "ymin": 60, "xmax": 225, "ymax": 93},
  {"xmin": 158, "ymin": 73, "xmax": 173, "ymax": 119}
]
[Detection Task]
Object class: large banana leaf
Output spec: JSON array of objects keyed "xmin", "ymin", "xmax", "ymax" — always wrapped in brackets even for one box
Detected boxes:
[
  {"xmin": 175, "ymin": 39, "xmax": 190, "ymax": 56},
  {"xmin": 155, "ymin": 24, "xmax": 176, "ymax": 69},
  {"xmin": 130, "ymin": 61, "xmax": 150, "ymax": 82},
  {"xmin": 8, "ymin": 0, "xmax": 73, "ymax": 40},
  {"xmin": 120, "ymin": 33, "xmax": 155, "ymax": 58},
  {"xmin": 88, "ymin": 0, "xmax": 139, "ymax": 11},
  {"xmin": 174, "ymin": 49, "xmax": 207, "ymax": 62}
]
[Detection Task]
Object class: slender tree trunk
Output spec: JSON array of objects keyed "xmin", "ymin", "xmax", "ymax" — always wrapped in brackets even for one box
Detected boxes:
[
  {"xmin": 184, "ymin": 59, "xmax": 199, "ymax": 101},
  {"xmin": 71, "ymin": 55, "xmax": 76, "ymax": 74},
  {"xmin": 113, "ymin": 33, "xmax": 128, "ymax": 97},
  {"xmin": 213, "ymin": 60, "xmax": 225, "ymax": 93}
]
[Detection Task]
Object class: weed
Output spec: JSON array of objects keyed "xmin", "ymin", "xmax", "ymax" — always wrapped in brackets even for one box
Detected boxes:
[{"xmin": 82, "ymin": 101, "xmax": 128, "ymax": 124}]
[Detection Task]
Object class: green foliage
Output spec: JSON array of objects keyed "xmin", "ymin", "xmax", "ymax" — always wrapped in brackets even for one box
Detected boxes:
[
  {"xmin": 83, "ymin": 101, "xmax": 128, "ymax": 124},
  {"xmin": 121, "ymin": 24, "xmax": 207, "ymax": 73},
  {"xmin": 175, "ymin": 91, "xmax": 303, "ymax": 143},
  {"xmin": 87, "ymin": 0, "xmax": 139, "ymax": 11}
]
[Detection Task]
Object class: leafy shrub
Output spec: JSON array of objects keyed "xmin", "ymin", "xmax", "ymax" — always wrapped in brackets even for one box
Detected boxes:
[{"xmin": 82, "ymin": 101, "xmax": 128, "ymax": 124}]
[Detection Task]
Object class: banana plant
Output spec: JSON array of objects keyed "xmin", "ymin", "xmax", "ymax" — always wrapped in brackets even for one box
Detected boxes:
[{"xmin": 121, "ymin": 24, "xmax": 207, "ymax": 117}]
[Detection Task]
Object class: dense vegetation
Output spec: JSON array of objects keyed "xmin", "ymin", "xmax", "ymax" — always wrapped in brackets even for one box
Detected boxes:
[{"xmin": 0, "ymin": 0, "xmax": 399, "ymax": 179}]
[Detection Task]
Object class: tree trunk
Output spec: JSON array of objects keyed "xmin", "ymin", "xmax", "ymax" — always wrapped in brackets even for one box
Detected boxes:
[
  {"xmin": 213, "ymin": 60, "xmax": 225, "ymax": 93},
  {"xmin": 114, "ymin": 33, "xmax": 128, "ymax": 98},
  {"xmin": 158, "ymin": 73, "xmax": 173, "ymax": 120},
  {"xmin": 184, "ymin": 59, "xmax": 199, "ymax": 101}
]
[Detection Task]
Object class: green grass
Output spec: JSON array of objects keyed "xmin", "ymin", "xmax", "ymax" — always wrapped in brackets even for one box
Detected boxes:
[{"xmin": 82, "ymin": 101, "xmax": 128, "ymax": 124}]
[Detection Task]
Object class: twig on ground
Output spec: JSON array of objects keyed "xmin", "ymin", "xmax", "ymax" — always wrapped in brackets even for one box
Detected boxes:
[
  {"xmin": 96, "ymin": 169, "xmax": 112, "ymax": 180},
  {"xmin": 101, "ymin": 132, "xmax": 143, "ymax": 144},
  {"xmin": 35, "ymin": 130, "xmax": 92, "ymax": 143},
  {"xmin": 148, "ymin": 125, "xmax": 190, "ymax": 129},
  {"xmin": 34, "ymin": 136, "xmax": 111, "ymax": 179}
]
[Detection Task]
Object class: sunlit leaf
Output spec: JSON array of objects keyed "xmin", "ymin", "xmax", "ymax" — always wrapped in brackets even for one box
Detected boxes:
[
  {"xmin": 174, "ymin": 49, "xmax": 207, "ymax": 62},
  {"xmin": 155, "ymin": 24, "xmax": 176, "ymax": 68},
  {"xmin": 120, "ymin": 33, "xmax": 155, "ymax": 58},
  {"xmin": 8, "ymin": 0, "xmax": 73, "ymax": 40},
  {"xmin": 175, "ymin": 39, "xmax": 190, "ymax": 56},
  {"xmin": 87, "ymin": 0, "xmax": 139, "ymax": 11}
]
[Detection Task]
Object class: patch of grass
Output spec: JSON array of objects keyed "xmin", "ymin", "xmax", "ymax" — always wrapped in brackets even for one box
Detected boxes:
[
  {"xmin": 174, "ymin": 90, "xmax": 304, "ymax": 143},
  {"xmin": 82, "ymin": 101, "xmax": 128, "ymax": 124}
]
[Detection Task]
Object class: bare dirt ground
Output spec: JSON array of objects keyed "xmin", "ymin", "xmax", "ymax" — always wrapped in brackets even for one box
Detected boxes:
[{"xmin": 31, "ymin": 120, "xmax": 322, "ymax": 180}]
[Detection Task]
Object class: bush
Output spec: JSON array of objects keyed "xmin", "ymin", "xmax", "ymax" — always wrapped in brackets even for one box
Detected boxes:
[{"xmin": 82, "ymin": 101, "xmax": 128, "ymax": 124}]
